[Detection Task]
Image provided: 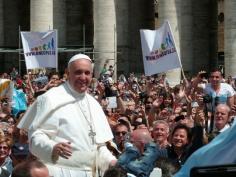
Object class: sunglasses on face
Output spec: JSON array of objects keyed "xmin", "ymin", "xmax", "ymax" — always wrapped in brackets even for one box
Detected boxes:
[
  {"xmin": 0, "ymin": 146, "xmax": 9, "ymax": 150},
  {"xmin": 115, "ymin": 131, "xmax": 127, "ymax": 136}
]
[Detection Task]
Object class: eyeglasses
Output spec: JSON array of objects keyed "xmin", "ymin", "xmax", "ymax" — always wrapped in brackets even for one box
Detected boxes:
[
  {"xmin": 0, "ymin": 146, "xmax": 9, "ymax": 150},
  {"xmin": 115, "ymin": 131, "xmax": 127, "ymax": 136}
]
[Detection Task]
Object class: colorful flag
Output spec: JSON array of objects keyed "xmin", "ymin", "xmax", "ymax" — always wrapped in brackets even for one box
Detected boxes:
[
  {"xmin": 140, "ymin": 21, "xmax": 181, "ymax": 76},
  {"xmin": 21, "ymin": 30, "xmax": 58, "ymax": 69},
  {"xmin": 11, "ymin": 88, "xmax": 27, "ymax": 117}
]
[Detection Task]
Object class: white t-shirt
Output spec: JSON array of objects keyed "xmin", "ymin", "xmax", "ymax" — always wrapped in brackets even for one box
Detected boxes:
[{"xmin": 202, "ymin": 83, "xmax": 235, "ymax": 110}]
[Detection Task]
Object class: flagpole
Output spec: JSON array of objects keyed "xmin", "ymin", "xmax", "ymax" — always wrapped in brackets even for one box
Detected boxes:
[
  {"xmin": 181, "ymin": 67, "xmax": 187, "ymax": 80},
  {"xmin": 166, "ymin": 21, "xmax": 184, "ymax": 82},
  {"xmin": 56, "ymin": 29, "xmax": 58, "ymax": 72},
  {"xmin": 18, "ymin": 26, "xmax": 21, "ymax": 76},
  {"xmin": 83, "ymin": 24, "xmax": 86, "ymax": 53},
  {"xmin": 167, "ymin": 18, "xmax": 187, "ymax": 82},
  {"xmin": 114, "ymin": 24, "xmax": 117, "ymax": 82}
]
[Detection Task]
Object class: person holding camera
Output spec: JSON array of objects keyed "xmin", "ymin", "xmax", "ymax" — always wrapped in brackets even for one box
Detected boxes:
[
  {"xmin": 193, "ymin": 69, "xmax": 235, "ymax": 110},
  {"xmin": 192, "ymin": 69, "xmax": 235, "ymax": 133},
  {"xmin": 205, "ymin": 69, "xmax": 234, "ymax": 106},
  {"xmin": 40, "ymin": 72, "xmax": 61, "ymax": 91}
]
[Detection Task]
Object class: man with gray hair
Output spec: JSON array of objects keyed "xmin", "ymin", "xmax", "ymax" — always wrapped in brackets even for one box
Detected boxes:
[
  {"xmin": 152, "ymin": 120, "xmax": 170, "ymax": 148},
  {"xmin": 208, "ymin": 104, "xmax": 232, "ymax": 141},
  {"xmin": 214, "ymin": 104, "xmax": 231, "ymax": 134},
  {"xmin": 18, "ymin": 54, "xmax": 116, "ymax": 177}
]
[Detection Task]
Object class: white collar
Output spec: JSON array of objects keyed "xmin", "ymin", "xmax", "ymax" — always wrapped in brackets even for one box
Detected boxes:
[
  {"xmin": 219, "ymin": 124, "xmax": 230, "ymax": 133},
  {"xmin": 66, "ymin": 81, "xmax": 86, "ymax": 98}
]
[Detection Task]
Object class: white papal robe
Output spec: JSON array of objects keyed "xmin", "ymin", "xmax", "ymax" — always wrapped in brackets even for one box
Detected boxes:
[{"xmin": 18, "ymin": 82, "xmax": 116, "ymax": 177}]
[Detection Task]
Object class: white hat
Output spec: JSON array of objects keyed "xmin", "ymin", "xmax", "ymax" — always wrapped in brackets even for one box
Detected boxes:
[{"xmin": 68, "ymin": 54, "xmax": 92, "ymax": 66}]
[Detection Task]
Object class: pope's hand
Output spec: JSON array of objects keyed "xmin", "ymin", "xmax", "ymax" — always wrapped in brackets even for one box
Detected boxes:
[{"xmin": 52, "ymin": 142, "xmax": 72, "ymax": 161}]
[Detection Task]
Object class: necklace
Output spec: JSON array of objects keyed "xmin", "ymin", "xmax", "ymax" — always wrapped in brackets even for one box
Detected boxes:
[
  {"xmin": 78, "ymin": 94, "xmax": 96, "ymax": 145},
  {"xmin": 66, "ymin": 83, "xmax": 96, "ymax": 145}
]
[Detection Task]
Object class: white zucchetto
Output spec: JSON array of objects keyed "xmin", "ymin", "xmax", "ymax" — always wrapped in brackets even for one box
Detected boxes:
[{"xmin": 68, "ymin": 54, "xmax": 92, "ymax": 66}]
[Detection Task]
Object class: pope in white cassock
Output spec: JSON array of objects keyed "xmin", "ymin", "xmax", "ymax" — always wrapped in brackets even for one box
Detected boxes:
[{"xmin": 18, "ymin": 54, "xmax": 117, "ymax": 177}]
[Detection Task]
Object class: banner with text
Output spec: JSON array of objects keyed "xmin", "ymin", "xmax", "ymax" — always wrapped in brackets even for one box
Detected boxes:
[
  {"xmin": 21, "ymin": 30, "xmax": 58, "ymax": 70},
  {"xmin": 140, "ymin": 21, "xmax": 181, "ymax": 76}
]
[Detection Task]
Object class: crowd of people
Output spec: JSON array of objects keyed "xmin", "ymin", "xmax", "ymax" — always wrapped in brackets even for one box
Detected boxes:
[{"xmin": 0, "ymin": 53, "xmax": 236, "ymax": 177}]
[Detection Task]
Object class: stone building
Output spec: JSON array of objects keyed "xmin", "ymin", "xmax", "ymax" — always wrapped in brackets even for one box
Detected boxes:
[{"xmin": 0, "ymin": 0, "xmax": 235, "ymax": 79}]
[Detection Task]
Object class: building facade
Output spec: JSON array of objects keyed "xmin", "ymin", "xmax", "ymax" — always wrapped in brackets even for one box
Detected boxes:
[{"xmin": 0, "ymin": 0, "xmax": 235, "ymax": 79}]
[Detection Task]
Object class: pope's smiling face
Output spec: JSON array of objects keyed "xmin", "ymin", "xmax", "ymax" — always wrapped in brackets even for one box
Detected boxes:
[{"xmin": 67, "ymin": 59, "xmax": 93, "ymax": 93}]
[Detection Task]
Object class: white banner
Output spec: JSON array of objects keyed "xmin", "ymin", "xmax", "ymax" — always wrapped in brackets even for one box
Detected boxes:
[
  {"xmin": 140, "ymin": 21, "xmax": 181, "ymax": 76},
  {"xmin": 21, "ymin": 30, "xmax": 58, "ymax": 70}
]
